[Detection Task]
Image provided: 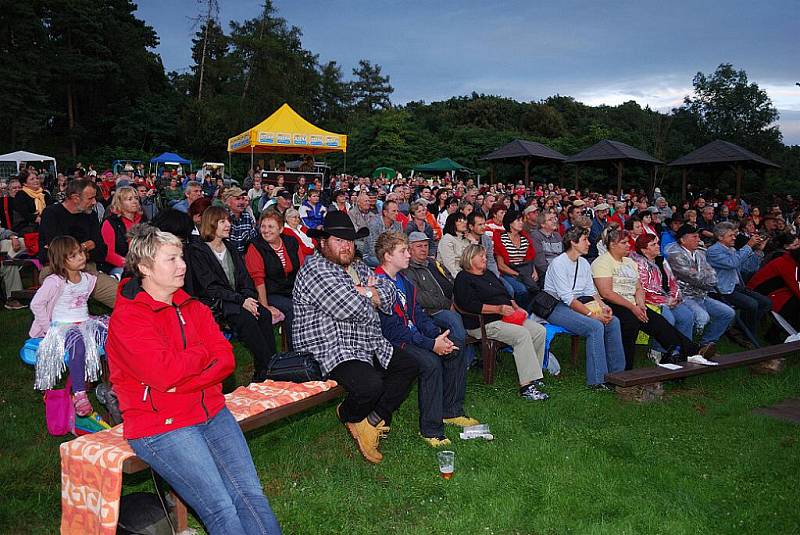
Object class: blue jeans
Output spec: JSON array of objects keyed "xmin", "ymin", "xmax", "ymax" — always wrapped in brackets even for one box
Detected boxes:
[
  {"xmin": 546, "ymin": 303, "xmax": 625, "ymax": 385},
  {"xmin": 402, "ymin": 343, "xmax": 468, "ymax": 438},
  {"xmin": 501, "ymin": 275, "xmax": 530, "ymax": 308},
  {"xmin": 430, "ymin": 309, "xmax": 476, "ymax": 368},
  {"xmin": 129, "ymin": 408, "xmax": 282, "ymax": 535},
  {"xmin": 684, "ymin": 296, "xmax": 735, "ymax": 345},
  {"xmin": 652, "ymin": 303, "xmax": 696, "ymax": 353}
]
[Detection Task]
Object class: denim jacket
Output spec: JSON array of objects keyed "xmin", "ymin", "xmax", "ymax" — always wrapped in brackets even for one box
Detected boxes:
[
  {"xmin": 667, "ymin": 246, "xmax": 717, "ymax": 300},
  {"xmin": 706, "ymin": 242, "xmax": 757, "ymax": 295}
]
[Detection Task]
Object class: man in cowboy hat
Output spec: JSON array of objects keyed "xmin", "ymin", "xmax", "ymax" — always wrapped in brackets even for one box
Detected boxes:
[{"xmin": 292, "ymin": 211, "xmax": 419, "ymax": 464}]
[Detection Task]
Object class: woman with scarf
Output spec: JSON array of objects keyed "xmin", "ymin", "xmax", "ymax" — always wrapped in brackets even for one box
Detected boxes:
[
  {"xmin": 14, "ymin": 171, "xmax": 52, "ymax": 233},
  {"xmin": 100, "ymin": 186, "xmax": 143, "ymax": 277}
]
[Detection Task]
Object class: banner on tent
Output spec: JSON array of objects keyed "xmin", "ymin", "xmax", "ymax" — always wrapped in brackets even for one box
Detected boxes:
[
  {"xmin": 229, "ymin": 132, "xmax": 251, "ymax": 151},
  {"xmin": 258, "ymin": 132, "xmax": 275, "ymax": 144},
  {"xmin": 325, "ymin": 136, "xmax": 340, "ymax": 147},
  {"xmin": 277, "ymin": 133, "xmax": 291, "ymax": 145}
]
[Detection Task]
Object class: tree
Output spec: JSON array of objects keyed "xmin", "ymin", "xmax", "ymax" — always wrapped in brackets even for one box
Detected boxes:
[
  {"xmin": 682, "ymin": 63, "xmax": 782, "ymax": 154},
  {"xmin": 191, "ymin": 3, "xmax": 224, "ymax": 102},
  {"xmin": 0, "ymin": 1, "xmax": 53, "ymax": 148},
  {"xmin": 316, "ymin": 61, "xmax": 352, "ymax": 129},
  {"xmin": 351, "ymin": 60, "xmax": 393, "ymax": 113}
]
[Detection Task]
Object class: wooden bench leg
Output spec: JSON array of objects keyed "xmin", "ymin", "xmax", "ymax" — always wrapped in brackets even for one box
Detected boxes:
[
  {"xmin": 750, "ymin": 358, "xmax": 786, "ymax": 375},
  {"xmin": 615, "ymin": 383, "xmax": 664, "ymax": 402},
  {"xmin": 482, "ymin": 340, "xmax": 496, "ymax": 385},
  {"xmin": 570, "ymin": 335, "xmax": 580, "ymax": 368},
  {"xmin": 169, "ymin": 491, "xmax": 189, "ymax": 532}
]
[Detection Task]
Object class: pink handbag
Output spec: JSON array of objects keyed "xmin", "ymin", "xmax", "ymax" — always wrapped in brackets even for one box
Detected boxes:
[{"xmin": 44, "ymin": 377, "xmax": 74, "ymax": 436}]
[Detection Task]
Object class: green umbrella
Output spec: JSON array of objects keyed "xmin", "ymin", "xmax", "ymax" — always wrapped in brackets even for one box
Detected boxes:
[{"xmin": 372, "ymin": 166, "xmax": 396, "ymax": 179}]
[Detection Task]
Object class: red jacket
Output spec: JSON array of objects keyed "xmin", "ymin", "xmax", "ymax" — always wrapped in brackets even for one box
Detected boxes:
[
  {"xmin": 107, "ymin": 278, "xmax": 235, "ymax": 439},
  {"xmin": 747, "ymin": 253, "xmax": 800, "ymax": 313}
]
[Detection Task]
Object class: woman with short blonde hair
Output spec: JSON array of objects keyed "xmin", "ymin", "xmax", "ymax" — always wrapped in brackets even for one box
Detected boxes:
[{"xmin": 108, "ymin": 224, "xmax": 282, "ymax": 534}]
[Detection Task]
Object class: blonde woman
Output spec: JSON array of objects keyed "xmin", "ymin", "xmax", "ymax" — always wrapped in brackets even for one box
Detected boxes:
[{"xmin": 100, "ymin": 186, "xmax": 142, "ymax": 277}]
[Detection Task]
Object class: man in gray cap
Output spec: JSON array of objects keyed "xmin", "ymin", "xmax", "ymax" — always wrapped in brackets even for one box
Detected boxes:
[
  {"xmin": 402, "ymin": 231, "xmax": 475, "ymax": 366},
  {"xmin": 522, "ymin": 203, "xmax": 540, "ymax": 235},
  {"xmin": 588, "ymin": 202, "xmax": 610, "ymax": 261}
]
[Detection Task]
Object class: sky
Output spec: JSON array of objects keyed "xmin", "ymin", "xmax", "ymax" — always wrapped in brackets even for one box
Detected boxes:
[{"xmin": 135, "ymin": 0, "xmax": 800, "ymax": 145}]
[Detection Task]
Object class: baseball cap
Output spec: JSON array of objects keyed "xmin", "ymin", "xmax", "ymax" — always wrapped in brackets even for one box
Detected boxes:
[{"xmin": 408, "ymin": 231, "xmax": 429, "ymax": 243}]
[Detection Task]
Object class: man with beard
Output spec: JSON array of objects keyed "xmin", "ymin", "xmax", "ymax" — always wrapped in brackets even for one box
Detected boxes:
[{"xmin": 292, "ymin": 211, "xmax": 418, "ymax": 464}]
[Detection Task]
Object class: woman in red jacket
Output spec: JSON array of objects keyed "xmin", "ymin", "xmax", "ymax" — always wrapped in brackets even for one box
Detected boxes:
[
  {"xmin": 106, "ymin": 225, "xmax": 282, "ymax": 535},
  {"xmin": 748, "ymin": 248, "xmax": 800, "ymax": 339}
]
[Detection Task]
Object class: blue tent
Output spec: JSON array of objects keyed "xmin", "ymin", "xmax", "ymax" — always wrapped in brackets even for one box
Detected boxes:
[{"xmin": 150, "ymin": 152, "xmax": 191, "ymax": 165}]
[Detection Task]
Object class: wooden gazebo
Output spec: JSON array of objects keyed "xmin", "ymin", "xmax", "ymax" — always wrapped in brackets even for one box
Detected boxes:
[
  {"xmin": 564, "ymin": 139, "xmax": 662, "ymax": 194},
  {"xmin": 480, "ymin": 139, "xmax": 566, "ymax": 185},
  {"xmin": 667, "ymin": 140, "xmax": 780, "ymax": 199}
]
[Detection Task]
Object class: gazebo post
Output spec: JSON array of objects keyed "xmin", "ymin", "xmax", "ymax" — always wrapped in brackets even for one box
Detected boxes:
[
  {"xmin": 574, "ymin": 165, "xmax": 580, "ymax": 190},
  {"xmin": 523, "ymin": 158, "xmax": 530, "ymax": 186},
  {"xmin": 681, "ymin": 168, "xmax": 688, "ymax": 201},
  {"xmin": 735, "ymin": 163, "xmax": 743, "ymax": 198},
  {"xmin": 615, "ymin": 161, "xmax": 624, "ymax": 196},
  {"xmin": 490, "ymin": 164, "xmax": 495, "ymax": 184}
]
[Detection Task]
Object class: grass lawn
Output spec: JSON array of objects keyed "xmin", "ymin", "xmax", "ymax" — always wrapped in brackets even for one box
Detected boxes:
[{"xmin": 1, "ymin": 307, "xmax": 799, "ymax": 534}]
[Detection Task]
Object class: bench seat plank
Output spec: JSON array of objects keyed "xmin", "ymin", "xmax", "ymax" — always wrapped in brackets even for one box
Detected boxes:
[{"xmin": 605, "ymin": 341, "xmax": 800, "ymax": 387}]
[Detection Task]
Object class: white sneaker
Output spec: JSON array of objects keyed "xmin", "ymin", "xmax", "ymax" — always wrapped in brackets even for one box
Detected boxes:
[{"xmin": 687, "ymin": 355, "xmax": 719, "ymax": 366}]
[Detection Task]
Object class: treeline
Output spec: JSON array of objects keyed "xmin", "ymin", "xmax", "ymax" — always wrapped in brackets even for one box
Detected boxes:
[{"xmin": 1, "ymin": 1, "xmax": 797, "ymax": 196}]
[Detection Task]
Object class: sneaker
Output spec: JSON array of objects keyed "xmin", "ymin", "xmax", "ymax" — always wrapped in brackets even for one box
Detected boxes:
[
  {"xmin": 698, "ymin": 343, "xmax": 717, "ymax": 360},
  {"xmin": 421, "ymin": 435, "xmax": 451, "ymax": 448},
  {"xmin": 343, "ymin": 418, "xmax": 389, "ymax": 464},
  {"xmin": 3, "ymin": 299, "xmax": 26, "ymax": 310},
  {"xmin": 519, "ymin": 383, "xmax": 549, "ymax": 401},
  {"xmin": 588, "ymin": 383, "xmax": 614, "ymax": 392},
  {"xmin": 444, "ymin": 416, "xmax": 480, "ymax": 427},
  {"xmin": 532, "ymin": 379, "xmax": 546, "ymax": 389},
  {"xmin": 687, "ymin": 355, "xmax": 719, "ymax": 366},
  {"xmin": 73, "ymin": 391, "xmax": 93, "ymax": 417}
]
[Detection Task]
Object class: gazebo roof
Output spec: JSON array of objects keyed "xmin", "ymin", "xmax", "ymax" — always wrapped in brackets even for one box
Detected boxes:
[
  {"xmin": 480, "ymin": 139, "xmax": 567, "ymax": 162},
  {"xmin": 667, "ymin": 139, "xmax": 780, "ymax": 168},
  {"xmin": 564, "ymin": 139, "xmax": 662, "ymax": 165}
]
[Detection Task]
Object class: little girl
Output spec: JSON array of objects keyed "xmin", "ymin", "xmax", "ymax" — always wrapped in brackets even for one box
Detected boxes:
[{"xmin": 31, "ymin": 236, "xmax": 108, "ymax": 416}]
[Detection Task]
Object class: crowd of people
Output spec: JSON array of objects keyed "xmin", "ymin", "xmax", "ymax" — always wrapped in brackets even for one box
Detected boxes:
[{"xmin": 5, "ymin": 160, "xmax": 800, "ymax": 534}]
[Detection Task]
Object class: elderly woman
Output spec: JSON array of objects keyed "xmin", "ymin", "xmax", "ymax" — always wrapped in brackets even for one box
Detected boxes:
[
  {"xmin": 245, "ymin": 210, "xmax": 298, "ymax": 348},
  {"xmin": 593, "ymin": 228, "xmax": 713, "ymax": 369},
  {"xmin": 629, "ymin": 233, "xmax": 696, "ymax": 359},
  {"xmin": 282, "ymin": 207, "xmax": 315, "ymax": 261},
  {"xmin": 543, "ymin": 227, "xmax": 625, "ymax": 389},
  {"xmin": 107, "ymin": 225, "xmax": 282, "ymax": 535},
  {"xmin": 454, "ymin": 244, "xmax": 548, "ymax": 401},
  {"xmin": 186, "ymin": 206, "xmax": 277, "ymax": 383},
  {"xmin": 100, "ymin": 186, "xmax": 143, "ymax": 277},
  {"xmin": 436, "ymin": 212, "xmax": 470, "ymax": 277}
]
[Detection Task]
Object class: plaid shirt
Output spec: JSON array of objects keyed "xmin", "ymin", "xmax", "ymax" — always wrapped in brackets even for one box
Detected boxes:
[
  {"xmin": 292, "ymin": 253, "xmax": 395, "ymax": 376},
  {"xmin": 228, "ymin": 210, "xmax": 257, "ymax": 255}
]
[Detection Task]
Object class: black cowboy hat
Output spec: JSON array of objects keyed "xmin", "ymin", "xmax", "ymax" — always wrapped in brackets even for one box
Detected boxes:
[{"xmin": 307, "ymin": 210, "xmax": 370, "ymax": 241}]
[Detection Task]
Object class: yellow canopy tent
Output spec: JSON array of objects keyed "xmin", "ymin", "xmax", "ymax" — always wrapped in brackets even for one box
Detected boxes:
[{"xmin": 227, "ymin": 103, "xmax": 347, "ymax": 170}]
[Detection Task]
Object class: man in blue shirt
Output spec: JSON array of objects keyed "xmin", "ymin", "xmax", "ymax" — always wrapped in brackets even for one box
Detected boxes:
[
  {"xmin": 706, "ymin": 221, "xmax": 771, "ymax": 347},
  {"xmin": 223, "ymin": 187, "xmax": 257, "ymax": 255}
]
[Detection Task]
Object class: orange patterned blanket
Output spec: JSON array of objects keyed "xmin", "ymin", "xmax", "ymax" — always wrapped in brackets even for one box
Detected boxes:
[{"xmin": 60, "ymin": 380, "xmax": 337, "ymax": 534}]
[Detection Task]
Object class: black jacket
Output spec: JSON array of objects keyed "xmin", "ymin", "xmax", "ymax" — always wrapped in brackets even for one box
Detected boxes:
[
  {"xmin": 13, "ymin": 189, "xmax": 52, "ymax": 233},
  {"xmin": 247, "ymin": 234, "xmax": 300, "ymax": 298},
  {"xmin": 38, "ymin": 203, "xmax": 107, "ymax": 264},
  {"xmin": 186, "ymin": 240, "xmax": 258, "ymax": 317}
]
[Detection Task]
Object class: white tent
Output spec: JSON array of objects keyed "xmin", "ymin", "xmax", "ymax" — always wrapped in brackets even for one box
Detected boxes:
[{"xmin": 0, "ymin": 150, "xmax": 57, "ymax": 180}]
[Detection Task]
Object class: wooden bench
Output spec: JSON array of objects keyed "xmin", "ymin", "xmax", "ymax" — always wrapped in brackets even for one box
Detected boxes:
[
  {"xmin": 605, "ymin": 341, "xmax": 800, "ymax": 401},
  {"xmin": 61, "ymin": 383, "xmax": 345, "ymax": 534},
  {"xmin": 123, "ymin": 384, "xmax": 345, "ymax": 532}
]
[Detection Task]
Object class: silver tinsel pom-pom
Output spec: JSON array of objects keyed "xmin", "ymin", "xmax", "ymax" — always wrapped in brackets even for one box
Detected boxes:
[{"xmin": 34, "ymin": 316, "xmax": 109, "ymax": 391}]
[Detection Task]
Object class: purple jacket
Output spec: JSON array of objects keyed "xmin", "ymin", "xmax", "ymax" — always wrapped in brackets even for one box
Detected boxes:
[{"xmin": 29, "ymin": 273, "xmax": 97, "ymax": 338}]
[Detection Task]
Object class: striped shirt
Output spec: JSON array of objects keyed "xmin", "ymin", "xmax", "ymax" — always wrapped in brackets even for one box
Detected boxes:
[{"xmin": 500, "ymin": 232, "xmax": 530, "ymax": 265}]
